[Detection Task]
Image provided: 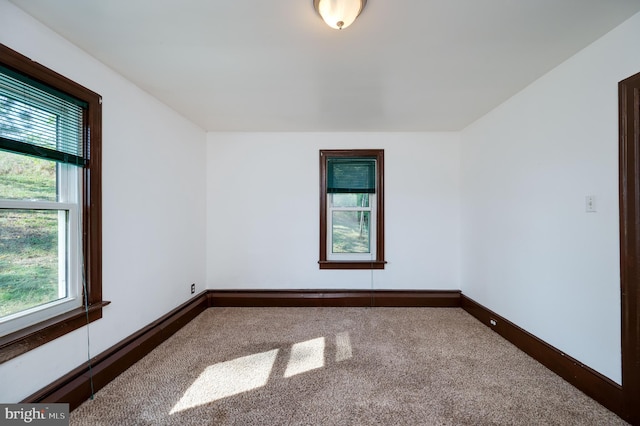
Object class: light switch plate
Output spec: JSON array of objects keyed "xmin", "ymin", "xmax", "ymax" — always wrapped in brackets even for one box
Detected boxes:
[{"xmin": 585, "ymin": 195, "xmax": 596, "ymax": 213}]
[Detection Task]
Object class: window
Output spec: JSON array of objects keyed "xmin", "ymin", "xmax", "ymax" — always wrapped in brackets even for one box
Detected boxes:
[
  {"xmin": 319, "ymin": 149, "xmax": 385, "ymax": 269},
  {"xmin": 0, "ymin": 44, "xmax": 104, "ymax": 363}
]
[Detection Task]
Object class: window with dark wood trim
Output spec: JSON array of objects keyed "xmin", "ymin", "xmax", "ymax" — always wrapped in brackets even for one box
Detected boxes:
[
  {"xmin": 0, "ymin": 44, "xmax": 105, "ymax": 364},
  {"xmin": 319, "ymin": 149, "xmax": 385, "ymax": 269}
]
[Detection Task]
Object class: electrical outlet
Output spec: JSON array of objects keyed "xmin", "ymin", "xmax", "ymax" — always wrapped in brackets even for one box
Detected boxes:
[{"xmin": 191, "ymin": 283, "xmax": 195, "ymax": 294}]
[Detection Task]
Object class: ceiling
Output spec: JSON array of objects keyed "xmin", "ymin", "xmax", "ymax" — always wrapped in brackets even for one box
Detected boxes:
[{"xmin": 9, "ymin": 0, "xmax": 640, "ymax": 132}]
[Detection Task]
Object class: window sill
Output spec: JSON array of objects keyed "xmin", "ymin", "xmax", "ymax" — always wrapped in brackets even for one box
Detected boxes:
[
  {"xmin": 0, "ymin": 301, "xmax": 110, "ymax": 364},
  {"xmin": 319, "ymin": 260, "xmax": 386, "ymax": 270}
]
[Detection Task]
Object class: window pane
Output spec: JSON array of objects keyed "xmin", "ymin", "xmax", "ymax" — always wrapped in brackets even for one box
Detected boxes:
[
  {"xmin": 0, "ymin": 209, "xmax": 63, "ymax": 318},
  {"xmin": 332, "ymin": 211, "xmax": 370, "ymax": 253},
  {"xmin": 331, "ymin": 193, "xmax": 369, "ymax": 208},
  {"xmin": 0, "ymin": 150, "xmax": 56, "ymax": 201}
]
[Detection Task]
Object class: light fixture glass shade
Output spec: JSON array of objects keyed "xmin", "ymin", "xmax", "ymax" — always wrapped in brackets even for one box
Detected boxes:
[{"xmin": 314, "ymin": 0, "xmax": 367, "ymax": 30}]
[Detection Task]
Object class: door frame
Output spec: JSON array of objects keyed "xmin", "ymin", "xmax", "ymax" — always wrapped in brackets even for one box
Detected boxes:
[{"xmin": 619, "ymin": 71, "xmax": 640, "ymax": 424}]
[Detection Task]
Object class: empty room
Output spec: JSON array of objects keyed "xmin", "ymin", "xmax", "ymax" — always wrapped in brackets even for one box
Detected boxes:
[{"xmin": 1, "ymin": 0, "xmax": 639, "ymax": 424}]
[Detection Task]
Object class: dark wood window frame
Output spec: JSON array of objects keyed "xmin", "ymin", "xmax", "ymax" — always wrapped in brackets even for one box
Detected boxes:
[
  {"xmin": 319, "ymin": 149, "xmax": 385, "ymax": 270},
  {"xmin": 0, "ymin": 44, "xmax": 106, "ymax": 364}
]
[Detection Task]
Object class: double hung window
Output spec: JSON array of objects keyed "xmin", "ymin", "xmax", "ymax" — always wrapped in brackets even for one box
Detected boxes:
[
  {"xmin": 319, "ymin": 149, "xmax": 385, "ymax": 269},
  {"xmin": 0, "ymin": 44, "xmax": 103, "ymax": 362}
]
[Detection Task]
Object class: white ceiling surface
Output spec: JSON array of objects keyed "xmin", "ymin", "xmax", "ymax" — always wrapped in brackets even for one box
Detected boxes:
[{"xmin": 9, "ymin": 1, "xmax": 640, "ymax": 132}]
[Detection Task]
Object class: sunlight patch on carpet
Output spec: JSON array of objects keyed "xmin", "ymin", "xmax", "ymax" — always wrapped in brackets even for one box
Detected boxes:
[
  {"xmin": 170, "ymin": 349, "xmax": 279, "ymax": 413},
  {"xmin": 284, "ymin": 337, "xmax": 325, "ymax": 378},
  {"xmin": 335, "ymin": 331, "xmax": 352, "ymax": 362}
]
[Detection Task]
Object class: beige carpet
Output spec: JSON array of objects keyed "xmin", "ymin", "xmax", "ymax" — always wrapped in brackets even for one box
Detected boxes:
[{"xmin": 70, "ymin": 307, "xmax": 627, "ymax": 425}]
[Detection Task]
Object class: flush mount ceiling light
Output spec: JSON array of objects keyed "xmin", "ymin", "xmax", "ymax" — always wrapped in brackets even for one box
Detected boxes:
[{"xmin": 313, "ymin": 0, "xmax": 367, "ymax": 30}]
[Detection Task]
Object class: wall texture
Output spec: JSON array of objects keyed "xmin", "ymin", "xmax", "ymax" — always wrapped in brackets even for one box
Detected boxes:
[
  {"xmin": 0, "ymin": 0, "xmax": 207, "ymax": 402},
  {"xmin": 206, "ymin": 132, "xmax": 461, "ymax": 291},
  {"xmin": 460, "ymin": 11, "xmax": 640, "ymax": 384}
]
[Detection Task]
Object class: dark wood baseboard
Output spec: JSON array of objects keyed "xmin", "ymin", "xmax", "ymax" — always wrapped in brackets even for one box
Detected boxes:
[
  {"xmin": 22, "ymin": 292, "xmax": 209, "ymax": 411},
  {"xmin": 461, "ymin": 295, "xmax": 624, "ymax": 419},
  {"xmin": 21, "ymin": 289, "xmax": 460, "ymax": 410},
  {"xmin": 208, "ymin": 290, "xmax": 461, "ymax": 307},
  {"xmin": 22, "ymin": 290, "xmax": 623, "ymax": 421}
]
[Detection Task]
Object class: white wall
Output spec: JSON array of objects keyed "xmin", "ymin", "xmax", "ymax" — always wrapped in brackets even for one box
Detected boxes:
[
  {"xmin": 0, "ymin": 0, "xmax": 207, "ymax": 402},
  {"xmin": 461, "ymin": 12, "xmax": 640, "ymax": 384},
  {"xmin": 207, "ymin": 132, "xmax": 461, "ymax": 291}
]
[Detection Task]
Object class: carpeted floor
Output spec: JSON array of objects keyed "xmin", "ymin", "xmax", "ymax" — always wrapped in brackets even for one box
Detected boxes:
[{"xmin": 70, "ymin": 307, "xmax": 628, "ymax": 425}]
